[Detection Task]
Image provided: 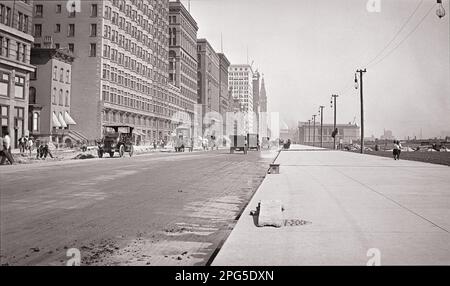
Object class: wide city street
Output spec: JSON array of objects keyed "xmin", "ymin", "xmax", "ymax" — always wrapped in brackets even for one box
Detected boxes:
[{"xmin": 0, "ymin": 150, "xmax": 276, "ymax": 266}]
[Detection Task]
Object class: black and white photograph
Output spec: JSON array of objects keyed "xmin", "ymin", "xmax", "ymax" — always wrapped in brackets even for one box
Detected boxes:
[{"xmin": 0, "ymin": 0, "xmax": 449, "ymax": 275}]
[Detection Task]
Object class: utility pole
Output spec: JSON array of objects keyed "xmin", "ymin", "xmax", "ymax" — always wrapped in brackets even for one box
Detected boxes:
[
  {"xmin": 331, "ymin": 94, "xmax": 339, "ymax": 150},
  {"xmin": 308, "ymin": 119, "xmax": 311, "ymax": 145},
  {"xmin": 312, "ymin": 115, "xmax": 316, "ymax": 147},
  {"xmin": 319, "ymin": 106, "xmax": 324, "ymax": 147},
  {"xmin": 356, "ymin": 69, "xmax": 367, "ymax": 154}
]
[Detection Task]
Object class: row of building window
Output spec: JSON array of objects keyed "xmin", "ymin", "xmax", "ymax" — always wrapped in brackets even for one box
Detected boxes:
[
  {"xmin": 0, "ymin": 4, "xmax": 30, "ymax": 34},
  {"xmin": 0, "ymin": 36, "xmax": 28, "ymax": 64},
  {"xmin": 34, "ymin": 4, "xmax": 98, "ymax": 18},
  {"xmin": 34, "ymin": 23, "xmax": 76, "ymax": 38},
  {"xmin": 53, "ymin": 66, "xmax": 70, "ymax": 83},
  {"xmin": 102, "ymin": 64, "xmax": 154, "ymax": 95},
  {"xmin": 51, "ymin": 88, "xmax": 70, "ymax": 107},
  {"xmin": 102, "ymin": 84, "xmax": 182, "ymax": 119},
  {"xmin": 102, "ymin": 109, "xmax": 175, "ymax": 132},
  {"xmin": 0, "ymin": 105, "xmax": 25, "ymax": 136},
  {"xmin": 102, "ymin": 21, "xmax": 168, "ymax": 72},
  {"xmin": 0, "ymin": 72, "xmax": 25, "ymax": 99}
]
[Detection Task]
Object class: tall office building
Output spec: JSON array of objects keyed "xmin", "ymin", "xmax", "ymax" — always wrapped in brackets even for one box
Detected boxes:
[
  {"xmin": 168, "ymin": 0, "xmax": 197, "ymax": 134},
  {"xmin": 0, "ymin": 0, "xmax": 35, "ymax": 148},
  {"xmin": 196, "ymin": 38, "xmax": 219, "ymax": 118},
  {"xmin": 32, "ymin": 0, "xmax": 186, "ymax": 143},
  {"xmin": 217, "ymin": 52, "xmax": 230, "ymax": 133},
  {"xmin": 228, "ymin": 64, "xmax": 253, "ymax": 132}
]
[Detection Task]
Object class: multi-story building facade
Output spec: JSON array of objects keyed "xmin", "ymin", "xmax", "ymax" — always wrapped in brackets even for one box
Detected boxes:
[
  {"xmin": 196, "ymin": 38, "xmax": 219, "ymax": 119},
  {"xmin": 29, "ymin": 48, "xmax": 76, "ymax": 145},
  {"xmin": 228, "ymin": 64, "xmax": 253, "ymax": 132},
  {"xmin": 168, "ymin": 0, "xmax": 197, "ymax": 135},
  {"xmin": 0, "ymin": 0, "xmax": 35, "ymax": 148},
  {"xmin": 32, "ymin": 0, "xmax": 185, "ymax": 144},
  {"xmin": 217, "ymin": 52, "xmax": 230, "ymax": 134}
]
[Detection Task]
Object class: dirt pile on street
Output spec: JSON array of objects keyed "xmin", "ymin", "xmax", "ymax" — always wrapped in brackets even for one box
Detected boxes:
[{"xmin": 73, "ymin": 153, "xmax": 95, "ymax": 160}]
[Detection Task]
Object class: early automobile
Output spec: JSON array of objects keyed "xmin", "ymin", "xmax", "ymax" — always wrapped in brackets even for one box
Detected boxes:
[
  {"xmin": 247, "ymin": 133, "xmax": 260, "ymax": 151},
  {"xmin": 230, "ymin": 135, "xmax": 248, "ymax": 154},
  {"xmin": 97, "ymin": 124, "xmax": 135, "ymax": 158}
]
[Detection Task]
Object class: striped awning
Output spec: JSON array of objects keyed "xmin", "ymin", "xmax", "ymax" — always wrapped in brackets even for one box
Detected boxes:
[
  {"xmin": 64, "ymin": 111, "xmax": 77, "ymax": 125},
  {"xmin": 58, "ymin": 112, "xmax": 67, "ymax": 128},
  {"xmin": 52, "ymin": 112, "xmax": 61, "ymax": 128},
  {"xmin": 133, "ymin": 129, "xmax": 146, "ymax": 136}
]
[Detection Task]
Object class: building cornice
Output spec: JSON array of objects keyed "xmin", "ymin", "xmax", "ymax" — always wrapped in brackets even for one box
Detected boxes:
[
  {"xmin": 0, "ymin": 23, "xmax": 35, "ymax": 43},
  {"xmin": 0, "ymin": 58, "xmax": 35, "ymax": 72},
  {"xmin": 169, "ymin": 1, "xmax": 198, "ymax": 31}
]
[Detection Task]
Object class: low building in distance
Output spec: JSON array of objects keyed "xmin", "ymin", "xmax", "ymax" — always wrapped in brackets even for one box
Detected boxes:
[
  {"xmin": 298, "ymin": 122, "xmax": 360, "ymax": 146},
  {"xmin": 29, "ymin": 48, "xmax": 77, "ymax": 146}
]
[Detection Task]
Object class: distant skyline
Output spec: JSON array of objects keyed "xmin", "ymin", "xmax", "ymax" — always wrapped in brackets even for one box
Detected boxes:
[{"xmin": 182, "ymin": 0, "xmax": 449, "ymax": 139}]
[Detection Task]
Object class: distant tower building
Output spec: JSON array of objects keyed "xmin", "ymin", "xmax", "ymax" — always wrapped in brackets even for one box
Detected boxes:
[
  {"xmin": 260, "ymin": 75, "xmax": 267, "ymax": 112},
  {"xmin": 252, "ymin": 70, "xmax": 260, "ymax": 130},
  {"xmin": 228, "ymin": 64, "xmax": 253, "ymax": 132}
]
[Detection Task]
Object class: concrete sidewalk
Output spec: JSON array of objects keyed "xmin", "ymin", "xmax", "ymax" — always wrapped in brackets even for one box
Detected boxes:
[{"xmin": 212, "ymin": 145, "xmax": 450, "ymax": 265}]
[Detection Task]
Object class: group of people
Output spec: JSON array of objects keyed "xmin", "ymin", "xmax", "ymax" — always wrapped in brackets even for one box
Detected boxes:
[
  {"xmin": 393, "ymin": 140, "xmax": 402, "ymax": 160},
  {"xmin": 282, "ymin": 139, "xmax": 292, "ymax": 150},
  {"xmin": 152, "ymin": 139, "xmax": 166, "ymax": 149},
  {"xmin": 17, "ymin": 135, "xmax": 34, "ymax": 156},
  {"xmin": 0, "ymin": 133, "xmax": 56, "ymax": 166}
]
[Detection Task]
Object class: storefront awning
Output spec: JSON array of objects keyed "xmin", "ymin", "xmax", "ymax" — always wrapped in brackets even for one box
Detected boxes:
[
  {"xmin": 64, "ymin": 111, "xmax": 77, "ymax": 125},
  {"xmin": 133, "ymin": 130, "xmax": 146, "ymax": 137},
  {"xmin": 58, "ymin": 112, "xmax": 68, "ymax": 128},
  {"xmin": 52, "ymin": 112, "xmax": 61, "ymax": 128}
]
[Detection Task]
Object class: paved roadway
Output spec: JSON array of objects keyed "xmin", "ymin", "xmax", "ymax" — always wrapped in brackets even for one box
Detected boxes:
[{"xmin": 0, "ymin": 149, "xmax": 277, "ymax": 265}]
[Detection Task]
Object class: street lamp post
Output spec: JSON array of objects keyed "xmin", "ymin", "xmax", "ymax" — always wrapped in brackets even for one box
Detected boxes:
[
  {"xmin": 356, "ymin": 69, "xmax": 367, "ymax": 154},
  {"xmin": 331, "ymin": 94, "xmax": 339, "ymax": 150},
  {"xmin": 312, "ymin": 115, "xmax": 316, "ymax": 147},
  {"xmin": 308, "ymin": 119, "xmax": 311, "ymax": 145},
  {"xmin": 319, "ymin": 106, "xmax": 324, "ymax": 148}
]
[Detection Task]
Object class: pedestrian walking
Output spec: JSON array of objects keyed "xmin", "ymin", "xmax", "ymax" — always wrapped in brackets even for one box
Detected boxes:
[
  {"xmin": 393, "ymin": 140, "xmax": 400, "ymax": 160},
  {"xmin": 397, "ymin": 140, "xmax": 402, "ymax": 160},
  {"xmin": 18, "ymin": 135, "xmax": 26, "ymax": 154},
  {"xmin": 27, "ymin": 137, "xmax": 34, "ymax": 157},
  {"xmin": 43, "ymin": 143, "xmax": 54, "ymax": 159},
  {"xmin": 0, "ymin": 137, "xmax": 5, "ymax": 164},
  {"xmin": 1, "ymin": 132, "xmax": 14, "ymax": 165}
]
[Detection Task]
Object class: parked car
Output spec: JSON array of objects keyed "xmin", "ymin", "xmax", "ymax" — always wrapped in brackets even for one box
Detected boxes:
[
  {"xmin": 230, "ymin": 135, "xmax": 248, "ymax": 154},
  {"xmin": 247, "ymin": 133, "xmax": 260, "ymax": 151},
  {"xmin": 97, "ymin": 124, "xmax": 135, "ymax": 158}
]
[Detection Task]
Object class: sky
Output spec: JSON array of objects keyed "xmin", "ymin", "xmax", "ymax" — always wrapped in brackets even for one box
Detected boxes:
[{"xmin": 182, "ymin": 0, "xmax": 449, "ymax": 139}]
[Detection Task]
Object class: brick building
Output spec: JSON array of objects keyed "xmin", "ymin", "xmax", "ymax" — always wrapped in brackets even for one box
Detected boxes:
[{"xmin": 29, "ymin": 48, "xmax": 76, "ymax": 145}]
